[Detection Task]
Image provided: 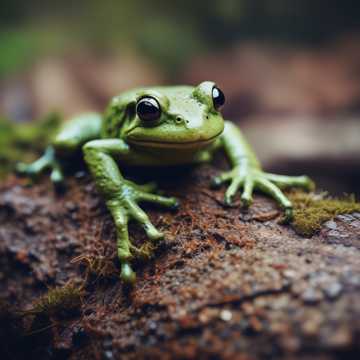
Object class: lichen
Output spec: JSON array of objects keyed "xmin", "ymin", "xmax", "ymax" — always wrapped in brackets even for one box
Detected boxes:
[
  {"xmin": 288, "ymin": 191, "xmax": 360, "ymax": 237},
  {"xmin": 0, "ymin": 114, "xmax": 61, "ymax": 181},
  {"xmin": 28, "ymin": 282, "xmax": 83, "ymax": 318}
]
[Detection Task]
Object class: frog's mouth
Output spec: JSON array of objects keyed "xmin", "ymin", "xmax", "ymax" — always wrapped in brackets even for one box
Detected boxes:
[{"xmin": 128, "ymin": 132, "xmax": 221, "ymax": 149}]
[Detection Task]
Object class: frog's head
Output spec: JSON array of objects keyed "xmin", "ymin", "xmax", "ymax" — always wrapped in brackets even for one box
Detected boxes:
[{"xmin": 111, "ymin": 81, "xmax": 225, "ymax": 149}]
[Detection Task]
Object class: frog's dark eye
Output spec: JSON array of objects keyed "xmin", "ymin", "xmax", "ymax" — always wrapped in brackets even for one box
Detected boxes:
[
  {"xmin": 212, "ymin": 86, "xmax": 225, "ymax": 110},
  {"xmin": 136, "ymin": 97, "xmax": 161, "ymax": 122}
]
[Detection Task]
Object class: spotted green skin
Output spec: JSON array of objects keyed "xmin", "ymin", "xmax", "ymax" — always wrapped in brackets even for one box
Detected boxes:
[{"xmin": 17, "ymin": 81, "xmax": 313, "ymax": 283}]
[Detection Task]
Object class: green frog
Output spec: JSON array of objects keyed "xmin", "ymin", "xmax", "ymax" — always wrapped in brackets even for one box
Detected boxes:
[{"xmin": 17, "ymin": 81, "xmax": 313, "ymax": 283}]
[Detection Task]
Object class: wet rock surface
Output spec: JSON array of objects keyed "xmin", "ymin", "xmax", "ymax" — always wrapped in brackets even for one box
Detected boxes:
[{"xmin": 0, "ymin": 167, "xmax": 359, "ymax": 359}]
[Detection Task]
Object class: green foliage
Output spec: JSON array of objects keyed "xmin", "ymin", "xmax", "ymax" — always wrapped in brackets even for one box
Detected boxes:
[
  {"xmin": 0, "ymin": 29, "xmax": 71, "ymax": 77},
  {"xmin": 1, "ymin": 1, "xmax": 359, "ymax": 76},
  {"xmin": 0, "ymin": 114, "xmax": 61, "ymax": 181},
  {"xmin": 289, "ymin": 191, "xmax": 360, "ymax": 237}
]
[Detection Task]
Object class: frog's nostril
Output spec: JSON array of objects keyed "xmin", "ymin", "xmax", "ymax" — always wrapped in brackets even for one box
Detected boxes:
[{"xmin": 176, "ymin": 116, "xmax": 183, "ymax": 124}]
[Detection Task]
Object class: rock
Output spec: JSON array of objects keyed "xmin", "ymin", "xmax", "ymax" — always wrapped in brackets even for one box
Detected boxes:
[{"xmin": 0, "ymin": 169, "xmax": 359, "ymax": 359}]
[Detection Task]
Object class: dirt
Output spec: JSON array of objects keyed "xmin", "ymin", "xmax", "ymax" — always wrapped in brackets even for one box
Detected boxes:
[{"xmin": 0, "ymin": 163, "xmax": 359, "ymax": 360}]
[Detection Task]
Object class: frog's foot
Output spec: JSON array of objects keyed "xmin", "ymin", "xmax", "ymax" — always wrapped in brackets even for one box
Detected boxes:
[
  {"xmin": 124, "ymin": 180, "xmax": 158, "ymax": 194},
  {"xmin": 16, "ymin": 146, "xmax": 64, "ymax": 186},
  {"xmin": 212, "ymin": 167, "xmax": 314, "ymax": 222},
  {"xmin": 107, "ymin": 184, "xmax": 179, "ymax": 283}
]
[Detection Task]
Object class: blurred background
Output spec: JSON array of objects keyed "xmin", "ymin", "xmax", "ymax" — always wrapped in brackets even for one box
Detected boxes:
[{"xmin": 1, "ymin": 0, "xmax": 360, "ymax": 194}]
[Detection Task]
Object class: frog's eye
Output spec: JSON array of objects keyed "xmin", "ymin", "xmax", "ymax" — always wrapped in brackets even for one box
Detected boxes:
[
  {"xmin": 136, "ymin": 97, "xmax": 161, "ymax": 122},
  {"xmin": 212, "ymin": 86, "xmax": 225, "ymax": 110}
]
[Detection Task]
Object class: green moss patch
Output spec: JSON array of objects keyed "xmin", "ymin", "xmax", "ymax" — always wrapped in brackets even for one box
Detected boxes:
[
  {"xmin": 28, "ymin": 283, "xmax": 82, "ymax": 318},
  {"xmin": 288, "ymin": 191, "xmax": 360, "ymax": 237}
]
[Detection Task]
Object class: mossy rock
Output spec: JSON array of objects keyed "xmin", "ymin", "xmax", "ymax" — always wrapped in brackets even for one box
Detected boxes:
[{"xmin": 289, "ymin": 191, "xmax": 360, "ymax": 237}]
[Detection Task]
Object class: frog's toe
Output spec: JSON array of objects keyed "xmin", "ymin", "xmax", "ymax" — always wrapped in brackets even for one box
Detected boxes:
[
  {"xmin": 15, "ymin": 162, "xmax": 29, "ymax": 175},
  {"xmin": 264, "ymin": 173, "xmax": 315, "ymax": 191},
  {"xmin": 240, "ymin": 179, "xmax": 254, "ymax": 207},
  {"xmin": 170, "ymin": 198, "xmax": 180, "ymax": 210},
  {"xmin": 138, "ymin": 181, "xmax": 158, "ymax": 193},
  {"xmin": 120, "ymin": 262, "xmax": 136, "ymax": 284},
  {"xmin": 302, "ymin": 176, "xmax": 315, "ymax": 191},
  {"xmin": 50, "ymin": 167, "xmax": 65, "ymax": 185},
  {"xmin": 139, "ymin": 192, "xmax": 179, "ymax": 209},
  {"xmin": 211, "ymin": 172, "xmax": 231, "ymax": 189},
  {"xmin": 240, "ymin": 194, "xmax": 252, "ymax": 208},
  {"xmin": 144, "ymin": 223, "xmax": 164, "ymax": 241},
  {"xmin": 224, "ymin": 178, "xmax": 242, "ymax": 205},
  {"xmin": 128, "ymin": 203, "xmax": 163, "ymax": 241},
  {"xmin": 16, "ymin": 163, "xmax": 39, "ymax": 177},
  {"xmin": 283, "ymin": 207, "xmax": 293, "ymax": 223}
]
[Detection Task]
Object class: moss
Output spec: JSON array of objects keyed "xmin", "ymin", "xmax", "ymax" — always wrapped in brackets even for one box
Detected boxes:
[
  {"xmin": 288, "ymin": 191, "xmax": 360, "ymax": 237},
  {"xmin": 71, "ymin": 243, "xmax": 156, "ymax": 282},
  {"xmin": 28, "ymin": 283, "xmax": 83, "ymax": 318},
  {"xmin": 72, "ymin": 255, "xmax": 119, "ymax": 279},
  {"xmin": 0, "ymin": 114, "xmax": 61, "ymax": 180}
]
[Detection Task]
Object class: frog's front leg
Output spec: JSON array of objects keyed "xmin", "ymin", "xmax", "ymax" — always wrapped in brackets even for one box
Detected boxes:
[
  {"xmin": 212, "ymin": 121, "xmax": 314, "ymax": 220},
  {"xmin": 82, "ymin": 139, "xmax": 178, "ymax": 283}
]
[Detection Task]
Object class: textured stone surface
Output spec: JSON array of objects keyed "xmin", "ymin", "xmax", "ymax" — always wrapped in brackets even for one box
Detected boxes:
[{"xmin": 0, "ymin": 167, "xmax": 359, "ymax": 359}]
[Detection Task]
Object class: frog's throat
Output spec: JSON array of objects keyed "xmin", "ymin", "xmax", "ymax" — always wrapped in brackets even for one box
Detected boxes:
[{"xmin": 127, "ymin": 133, "xmax": 221, "ymax": 149}]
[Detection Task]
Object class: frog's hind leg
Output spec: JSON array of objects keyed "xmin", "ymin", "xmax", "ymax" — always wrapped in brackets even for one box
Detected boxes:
[
  {"xmin": 16, "ymin": 146, "xmax": 64, "ymax": 185},
  {"xmin": 16, "ymin": 113, "xmax": 102, "ymax": 186}
]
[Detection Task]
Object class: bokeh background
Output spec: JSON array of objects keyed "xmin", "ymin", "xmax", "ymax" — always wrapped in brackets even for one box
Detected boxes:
[{"xmin": 1, "ymin": 0, "xmax": 360, "ymax": 194}]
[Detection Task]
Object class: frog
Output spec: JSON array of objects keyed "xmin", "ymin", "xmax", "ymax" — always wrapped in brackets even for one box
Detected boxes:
[{"xmin": 17, "ymin": 81, "xmax": 313, "ymax": 283}]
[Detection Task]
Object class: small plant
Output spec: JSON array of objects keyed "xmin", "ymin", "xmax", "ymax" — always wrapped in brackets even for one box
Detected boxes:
[
  {"xmin": 27, "ymin": 282, "xmax": 83, "ymax": 318},
  {"xmin": 288, "ymin": 191, "xmax": 360, "ymax": 237}
]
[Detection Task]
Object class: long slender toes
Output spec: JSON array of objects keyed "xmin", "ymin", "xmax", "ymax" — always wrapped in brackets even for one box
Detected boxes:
[
  {"xmin": 241, "ymin": 195, "xmax": 252, "ymax": 207},
  {"xmin": 15, "ymin": 163, "xmax": 26, "ymax": 173},
  {"xmin": 224, "ymin": 192, "xmax": 234, "ymax": 206},
  {"xmin": 224, "ymin": 179, "xmax": 241, "ymax": 206},
  {"xmin": 144, "ymin": 223, "xmax": 164, "ymax": 241},
  {"xmin": 301, "ymin": 176, "xmax": 315, "ymax": 191},
  {"xmin": 139, "ymin": 193, "xmax": 179, "ymax": 209},
  {"xmin": 258, "ymin": 178, "xmax": 292, "ymax": 209},
  {"xmin": 169, "ymin": 198, "xmax": 180, "ymax": 210},
  {"xmin": 210, "ymin": 177, "xmax": 221, "ymax": 188},
  {"xmin": 284, "ymin": 175, "xmax": 314, "ymax": 190},
  {"xmin": 265, "ymin": 173, "xmax": 315, "ymax": 191},
  {"xmin": 15, "ymin": 163, "xmax": 31, "ymax": 175},
  {"xmin": 128, "ymin": 203, "xmax": 164, "ymax": 241},
  {"xmin": 241, "ymin": 179, "xmax": 254, "ymax": 207},
  {"xmin": 50, "ymin": 168, "xmax": 64, "ymax": 185},
  {"xmin": 140, "ymin": 182, "xmax": 158, "ymax": 193},
  {"xmin": 16, "ymin": 162, "xmax": 42, "ymax": 177},
  {"xmin": 284, "ymin": 207, "xmax": 293, "ymax": 222},
  {"xmin": 211, "ymin": 173, "xmax": 231, "ymax": 188},
  {"xmin": 129, "ymin": 181, "xmax": 158, "ymax": 193},
  {"xmin": 120, "ymin": 262, "xmax": 136, "ymax": 284}
]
